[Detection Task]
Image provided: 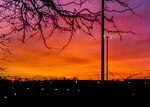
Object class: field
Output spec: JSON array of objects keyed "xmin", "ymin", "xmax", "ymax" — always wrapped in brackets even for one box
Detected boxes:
[{"xmin": 0, "ymin": 79, "xmax": 149, "ymax": 105}]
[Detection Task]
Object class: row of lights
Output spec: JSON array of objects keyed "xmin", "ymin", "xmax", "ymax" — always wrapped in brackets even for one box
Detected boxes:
[
  {"xmin": 11, "ymin": 80, "xmax": 150, "ymax": 84},
  {"xmin": 11, "ymin": 87, "xmax": 81, "ymax": 92},
  {"xmin": 2, "ymin": 87, "xmax": 81, "ymax": 99},
  {"xmin": 3, "ymin": 92, "xmax": 17, "ymax": 99},
  {"xmin": 5, "ymin": 81, "xmax": 150, "ymax": 91},
  {"xmin": 127, "ymin": 81, "xmax": 148, "ymax": 84},
  {"xmin": 2, "ymin": 80, "xmax": 150, "ymax": 99}
]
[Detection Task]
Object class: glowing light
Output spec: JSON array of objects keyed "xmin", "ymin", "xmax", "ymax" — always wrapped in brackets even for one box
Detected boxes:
[
  {"xmin": 77, "ymin": 89, "xmax": 80, "ymax": 92},
  {"xmin": 11, "ymin": 87, "xmax": 15, "ymax": 90},
  {"xmin": 55, "ymin": 88, "xmax": 58, "ymax": 91},
  {"xmin": 41, "ymin": 88, "xmax": 45, "ymax": 91},
  {"xmin": 14, "ymin": 93, "xmax": 17, "ymax": 96},
  {"xmin": 4, "ymin": 96, "xmax": 7, "ymax": 99}
]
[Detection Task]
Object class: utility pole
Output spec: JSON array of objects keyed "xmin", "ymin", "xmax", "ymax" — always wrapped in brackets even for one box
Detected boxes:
[{"xmin": 101, "ymin": 0, "xmax": 105, "ymax": 81}]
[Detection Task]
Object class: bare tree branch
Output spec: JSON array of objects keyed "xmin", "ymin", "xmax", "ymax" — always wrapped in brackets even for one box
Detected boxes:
[{"xmin": 0, "ymin": 0, "xmax": 141, "ymax": 53}]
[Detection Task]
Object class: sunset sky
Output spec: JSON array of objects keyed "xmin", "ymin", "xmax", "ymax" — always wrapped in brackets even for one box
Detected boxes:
[{"xmin": 1, "ymin": 0, "xmax": 150, "ymax": 80}]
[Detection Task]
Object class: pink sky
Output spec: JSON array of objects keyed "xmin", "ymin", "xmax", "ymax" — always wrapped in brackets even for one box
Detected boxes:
[{"xmin": 1, "ymin": 0, "xmax": 150, "ymax": 80}]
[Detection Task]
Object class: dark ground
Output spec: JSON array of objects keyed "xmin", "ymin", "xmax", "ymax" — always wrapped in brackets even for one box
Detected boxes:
[{"xmin": 0, "ymin": 79, "xmax": 149, "ymax": 106}]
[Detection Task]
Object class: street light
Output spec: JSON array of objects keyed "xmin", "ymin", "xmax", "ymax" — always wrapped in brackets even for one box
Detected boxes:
[{"xmin": 104, "ymin": 35, "xmax": 112, "ymax": 81}]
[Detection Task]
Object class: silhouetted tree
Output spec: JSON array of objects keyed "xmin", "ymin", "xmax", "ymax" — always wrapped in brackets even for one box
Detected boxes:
[
  {"xmin": 0, "ymin": 35, "xmax": 11, "ymax": 73},
  {"xmin": 0, "ymin": 0, "xmax": 141, "ymax": 52},
  {"xmin": 0, "ymin": 0, "xmax": 141, "ymax": 76}
]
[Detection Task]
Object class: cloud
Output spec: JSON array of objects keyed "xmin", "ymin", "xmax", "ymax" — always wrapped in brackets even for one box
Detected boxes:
[{"xmin": 64, "ymin": 57, "xmax": 91, "ymax": 64}]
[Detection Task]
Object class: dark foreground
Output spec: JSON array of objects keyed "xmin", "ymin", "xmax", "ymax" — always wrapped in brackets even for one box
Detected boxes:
[{"xmin": 0, "ymin": 79, "xmax": 150, "ymax": 105}]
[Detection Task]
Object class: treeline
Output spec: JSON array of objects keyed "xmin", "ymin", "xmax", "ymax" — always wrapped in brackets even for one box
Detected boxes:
[{"xmin": 0, "ymin": 75, "xmax": 79, "ymax": 81}]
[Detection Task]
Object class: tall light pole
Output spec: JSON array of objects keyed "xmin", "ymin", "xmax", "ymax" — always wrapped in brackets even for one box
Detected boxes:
[
  {"xmin": 104, "ymin": 35, "xmax": 111, "ymax": 81},
  {"xmin": 101, "ymin": 0, "xmax": 105, "ymax": 81}
]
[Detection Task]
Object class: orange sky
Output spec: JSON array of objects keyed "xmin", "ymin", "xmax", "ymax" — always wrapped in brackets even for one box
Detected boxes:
[
  {"xmin": 4, "ymin": 30, "xmax": 100, "ymax": 80},
  {"xmin": 2, "ymin": 0, "xmax": 150, "ymax": 80}
]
